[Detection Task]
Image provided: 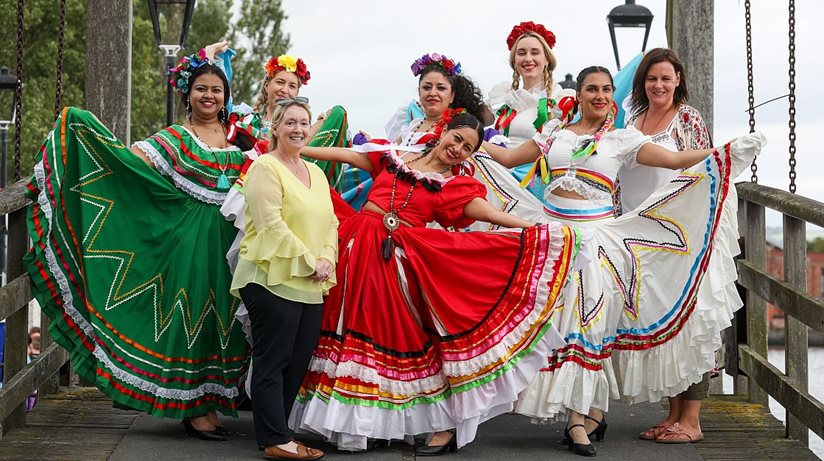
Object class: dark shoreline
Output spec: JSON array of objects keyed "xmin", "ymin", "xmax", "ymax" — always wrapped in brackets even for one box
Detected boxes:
[{"xmin": 768, "ymin": 328, "xmax": 824, "ymax": 347}]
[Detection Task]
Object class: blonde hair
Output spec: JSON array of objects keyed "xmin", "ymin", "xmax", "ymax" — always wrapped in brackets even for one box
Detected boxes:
[
  {"xmin": 252, "ymin": 74, "xmax": 303, "ymax": 116},
  {"xmin": 267, "ymin": 101, "xmax": 312, "ymax": 149},
  {"xmin": 508, "ymin": 32, "xmax": 557, "ymax": 91}
]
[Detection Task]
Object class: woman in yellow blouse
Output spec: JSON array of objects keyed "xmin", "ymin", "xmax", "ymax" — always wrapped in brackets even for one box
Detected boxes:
[{"xmin": 231, "ymin": 98, "xmax": 335, "ymax": 461}]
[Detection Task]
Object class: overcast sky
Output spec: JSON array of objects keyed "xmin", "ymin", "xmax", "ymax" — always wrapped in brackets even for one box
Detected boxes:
[{"xmin": 269, "ymin": 0, "xmax": 822, "ymax": 225}]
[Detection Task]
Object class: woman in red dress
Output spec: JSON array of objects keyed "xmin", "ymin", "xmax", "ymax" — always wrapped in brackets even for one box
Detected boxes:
[{"xmin": 289, "ymin": 112, "xmax": 582, "ymax": 454}]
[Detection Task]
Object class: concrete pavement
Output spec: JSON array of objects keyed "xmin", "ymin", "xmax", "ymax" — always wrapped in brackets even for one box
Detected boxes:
[{"xmin": 109, "ymin": 401, "xmax": 703, "ymax": 461}]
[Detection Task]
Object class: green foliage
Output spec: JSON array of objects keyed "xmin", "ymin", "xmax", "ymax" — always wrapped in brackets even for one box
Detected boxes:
[
  {"xmin": 808, "ymin": 237, "xmax": 824, "ymax": 254},
  {"xmin": 0, "ymin": 0, "xmax": 87, "ymax": 182},
  {"xmin": 0, "ymin": 0, "xmax": 287, "ymax": 181},
  {"xmin": 228, "ymin": 0, "xmax": 291, "ymax": 106},
  {"xmin": 130, "ymin": 0, "xmax": 230, "ymax": 141}
]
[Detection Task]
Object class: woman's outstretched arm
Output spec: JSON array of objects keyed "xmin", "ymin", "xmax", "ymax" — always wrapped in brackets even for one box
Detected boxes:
[
  {"xmin": 463, "ymin": 197, "xmax": 534, "ymax": 228},
  {"xmin": 481, "ymin": 139, "xmax": 542, "ymax": 168},
  {"xmin": 300, "ymin": 145, "xmax": 374, "ymax": 171}
]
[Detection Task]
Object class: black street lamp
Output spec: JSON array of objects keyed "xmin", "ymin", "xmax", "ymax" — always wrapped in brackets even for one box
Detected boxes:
[
  {"xmin": 607, "ymin": 0, "xmax": 654, "ymax": 70},
  {"xmin": 0, "ymin": 66, "xmax": 17, "ymax": 190},
  {"xmin": 558, "ymin": 73, "xmax": 576, "ymax": 90},
  {"xmin": 147, "ymin": 0, "xmax": 196, "ymax": 126},
  {"xmin": 0, "ymin": 66, "xmax": 16, "ymax": 283}
]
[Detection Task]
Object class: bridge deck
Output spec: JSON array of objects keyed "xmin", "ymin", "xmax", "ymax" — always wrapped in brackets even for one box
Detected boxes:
[{"xmin": 0, "ymin": 387, "xmax": 818, "ymax": 460}]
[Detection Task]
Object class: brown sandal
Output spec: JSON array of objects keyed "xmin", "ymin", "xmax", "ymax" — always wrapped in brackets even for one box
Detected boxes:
[
  {"xmin": 655, "ymin": 423, "xmax": 704, "ymax": 444},
  {"xmin": 639, "ymin": 422, "xmax": 673, "ymax": 440},
  {"xmin": 263, "ymin": 442, "xmax": 325, "ymax": 460}
]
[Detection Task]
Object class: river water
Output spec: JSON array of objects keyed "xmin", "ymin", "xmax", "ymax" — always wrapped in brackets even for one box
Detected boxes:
[{"xmin": 723, "ymin": 347, "xmax": 824, "ymax": 458}]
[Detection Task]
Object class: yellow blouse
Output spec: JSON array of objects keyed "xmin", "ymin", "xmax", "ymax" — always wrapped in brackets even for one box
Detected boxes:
[{"xmin": 230, "ymin": 154, "xmax": 338, "ymax": 304}]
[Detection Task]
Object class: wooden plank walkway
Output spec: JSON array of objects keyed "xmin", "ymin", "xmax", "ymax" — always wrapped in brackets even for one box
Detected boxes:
[
  {"xmin": 0, "ymin": 388, "xmax": 818, "ymax": 460},
  {"xmin": 697, "ymin": 395, "xmax": 820, "ymax": 460},
  {"xmin": 0, "ymin": 387, "xmax": 139, "ymax": 461}
]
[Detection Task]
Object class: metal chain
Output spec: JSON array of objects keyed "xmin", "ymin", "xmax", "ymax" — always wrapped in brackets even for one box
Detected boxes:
[
  {"xmin": 53, "ymin": 0, "xmax": 67, "ymax": 120},
  {"xmin": 744, "ymin": 0, "xmax": 757, "ymax": 182},
  {"xmin": 787, "ymin": 0, "xmax": 797, "ymax": 193},
  {"xmin": 13, "ymin": 0, "xmax": 24, "ymax": 181}
]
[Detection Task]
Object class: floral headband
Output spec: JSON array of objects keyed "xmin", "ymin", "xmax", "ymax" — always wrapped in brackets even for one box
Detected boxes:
[
  {"xmin": 169, "ymin": 49, "xmax": 213, "ymax": 94},
  {"xmin": 411, "ymin": 53, "xmax": 462, "ymax": 77},
  {"xmin": 506, "ymin": 21, "xmax": 556, "ymax": 50},
  {"xmin": 264, "ymin": 55, "xmax": 311, "ymax": 85}
]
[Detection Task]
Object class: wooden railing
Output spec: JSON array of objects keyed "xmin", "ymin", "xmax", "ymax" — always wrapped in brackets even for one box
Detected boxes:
[
  {"xmin": 734, "ymin": 181, "xmax": 824, "ymax": 445},
  {"xmin": 0, "ymin": 180, "xmax": 68, "ymax": 437}
]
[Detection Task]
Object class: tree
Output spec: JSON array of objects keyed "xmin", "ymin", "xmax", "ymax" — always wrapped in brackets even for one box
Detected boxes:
[
  {"xmin": 131, "ymin": 0, "xmax": 230, "ymax": 141},
  {"xmin": 0, "ymin": 0, "xmax": 286, "ymax": 181},
  {"xmin": 0, "ymin": 0, "xmax": 87, "ymax": 182},
  {"xmin": 808, "ymin": 237, "xmax": 824, "ymax": 254},
  {"xmin": 228, "ymin": 0, "xmax": 291, "ymax": 106}
]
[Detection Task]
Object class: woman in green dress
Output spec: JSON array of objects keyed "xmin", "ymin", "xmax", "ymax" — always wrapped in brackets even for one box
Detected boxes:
[{"xmin": 24, "ymin": 51, "xmax": 249, "ymax": 441}]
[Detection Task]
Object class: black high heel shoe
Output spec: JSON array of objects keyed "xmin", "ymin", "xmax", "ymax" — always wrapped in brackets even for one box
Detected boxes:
[
  {"xmin": 584, "ymin": 414, "xmax": 608, "ymax": 441},
  {"xmin": 562, "ymin": 414, "xmax": 608, "ymax": 444},
  {"xmin": 181, "ymin": 418, "xmax": 227, "ymax": 441},
  {"xmin": 564, "ymin": 424, "xmax": 596, "ymax": 457},
  {"xmin": 214, "ymin": 425, "xmax": 230, "ymax": 438},
  {"xmin": 414, "ymin": 431, "xmax": 458, "ymax": 457}
]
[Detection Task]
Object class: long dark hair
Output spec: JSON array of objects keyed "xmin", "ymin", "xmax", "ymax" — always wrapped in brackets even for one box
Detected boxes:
[
  {"xmin": 629, "ymin": 48, "xmax": 688, "ymax": 117},
  {"xmin": 419, "ymin": 65, "xmax": 486, "ymax": 123},
  {"xmin": 181, "ymin": 63, "xmax": 231, "ymax": 123},
  {"xmin": 444, "ymin": 112, "xmax": 484, "ymax": 152}
]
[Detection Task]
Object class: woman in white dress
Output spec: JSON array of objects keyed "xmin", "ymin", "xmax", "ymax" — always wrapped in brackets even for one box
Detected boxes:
[{"xmin": 483, "ymin": 65, "xmax": 762, "ymax": 456}]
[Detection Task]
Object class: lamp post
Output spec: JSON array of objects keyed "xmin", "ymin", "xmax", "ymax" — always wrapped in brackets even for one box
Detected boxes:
[
  {"xmin": 558, "ymin": 73, "xmax": 576, "ymax": 90},
  {"xmin": 0, "ymin": 66, "xmax": 17, "ymax": 283},
  {"xmin": 147, "ymin": 0, "xmax": 196, "ymax": 126},
  {"xmin": 607, "ymin": 0, "xmax": 654, "ymax": 70},
  {"xmin": 0, "ymin": 67, "xmax": 16, "ymax": 190}
]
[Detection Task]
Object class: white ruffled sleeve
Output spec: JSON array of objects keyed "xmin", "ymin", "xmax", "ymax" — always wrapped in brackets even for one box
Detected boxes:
[
  {"xmin": 487, "ymin": 81, "xmax": 512, "ymax": 111},
  {"xmin": 530, "ymin": 118, "xmax": 564, "ymax": 151},
  {"xmin": 615, "ymin": 125, "xmax": 651, "ymax": 168}
]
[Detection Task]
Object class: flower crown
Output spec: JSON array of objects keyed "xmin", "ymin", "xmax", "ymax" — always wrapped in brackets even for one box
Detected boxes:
[
  {"xmin": 411, "ymin": 53, "xmax": 462, "ymax": 77},
  {"xmin": 169, "ymin": 49, "xmax": 213, "ymax": 94},
  {"xmin": 264, "ymin": 55, "xmax": 310, "ymax": 85},
  {"xmin": 506, "ymin": 21, "xmax": 556, "ymax": 50}
]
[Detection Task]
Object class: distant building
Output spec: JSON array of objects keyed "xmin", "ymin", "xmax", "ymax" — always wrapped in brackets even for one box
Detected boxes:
[{"xmin": 764, "ymin": 239, "xmax": 824, "ymax": 329}]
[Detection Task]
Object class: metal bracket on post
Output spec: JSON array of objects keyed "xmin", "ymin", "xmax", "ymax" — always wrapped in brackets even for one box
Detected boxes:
[{"xmin": 159, "ymin": 45, "xmax": 181, "ymax": 127}]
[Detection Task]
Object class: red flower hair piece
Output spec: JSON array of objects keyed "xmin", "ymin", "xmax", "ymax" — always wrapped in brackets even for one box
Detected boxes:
[
  {"xmin": 263, "ymin": 55, "xmax": 311, "ymax": 85},
  {"xmin": 432, "ymin": 108, "xmax": 467, "ymax": 140},
  {"xmin": 506, "ymin": 21, "xmax": 556, "ymax": 50}
]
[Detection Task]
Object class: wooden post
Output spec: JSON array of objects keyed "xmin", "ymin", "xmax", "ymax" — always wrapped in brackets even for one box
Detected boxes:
[
  {"xmin": 783, "ymin": 215, "xmax": 808, "ymax": 443},
  {"xmin": 1, "ymin": 208, "xmax": 29, "ymax": 435},
  {"xmin": 745, "ymin": 201, "xmax": 768, "ymax": 407},
  {"xmin": 84, "ymin": 0, "xmax": 132, "ymax": 144},
  {"xmin": 668, "ymin": 0, "xmax": 714, "ymax": 134},
  {"xmin": 734, "ymin": 195, "xmax": 748, "ymax": 395}
]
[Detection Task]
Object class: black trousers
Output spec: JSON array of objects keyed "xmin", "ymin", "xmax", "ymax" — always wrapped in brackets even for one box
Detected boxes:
[{"xmin": 239, "ymin": 283, "xmax": 323, "ymax": 447}]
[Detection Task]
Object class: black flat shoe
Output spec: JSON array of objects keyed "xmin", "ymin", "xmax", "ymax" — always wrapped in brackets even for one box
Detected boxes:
[
  {"xmin": 182, "ymin": 418, "xmax": 227, "ymax": 441},
  {"xmin": 366, "ymin": 439, "xmax": 390, "ymax": 450},
  {"xmin": 564, "ymin": 424, "xmax": 596, "ymax": 457},
  {"xmin": 414, "ymin": 432, "xmax": 457, "ymax": 457}
]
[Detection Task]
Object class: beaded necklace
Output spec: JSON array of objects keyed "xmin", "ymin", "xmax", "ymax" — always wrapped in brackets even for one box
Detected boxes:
[
  {"xmin": 380, "ymin": 151, "xmax": 450, "ymax": 261},
  {"xmin": 189, "ymin": 123, "xmax": 231, "ymax": 191}
]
